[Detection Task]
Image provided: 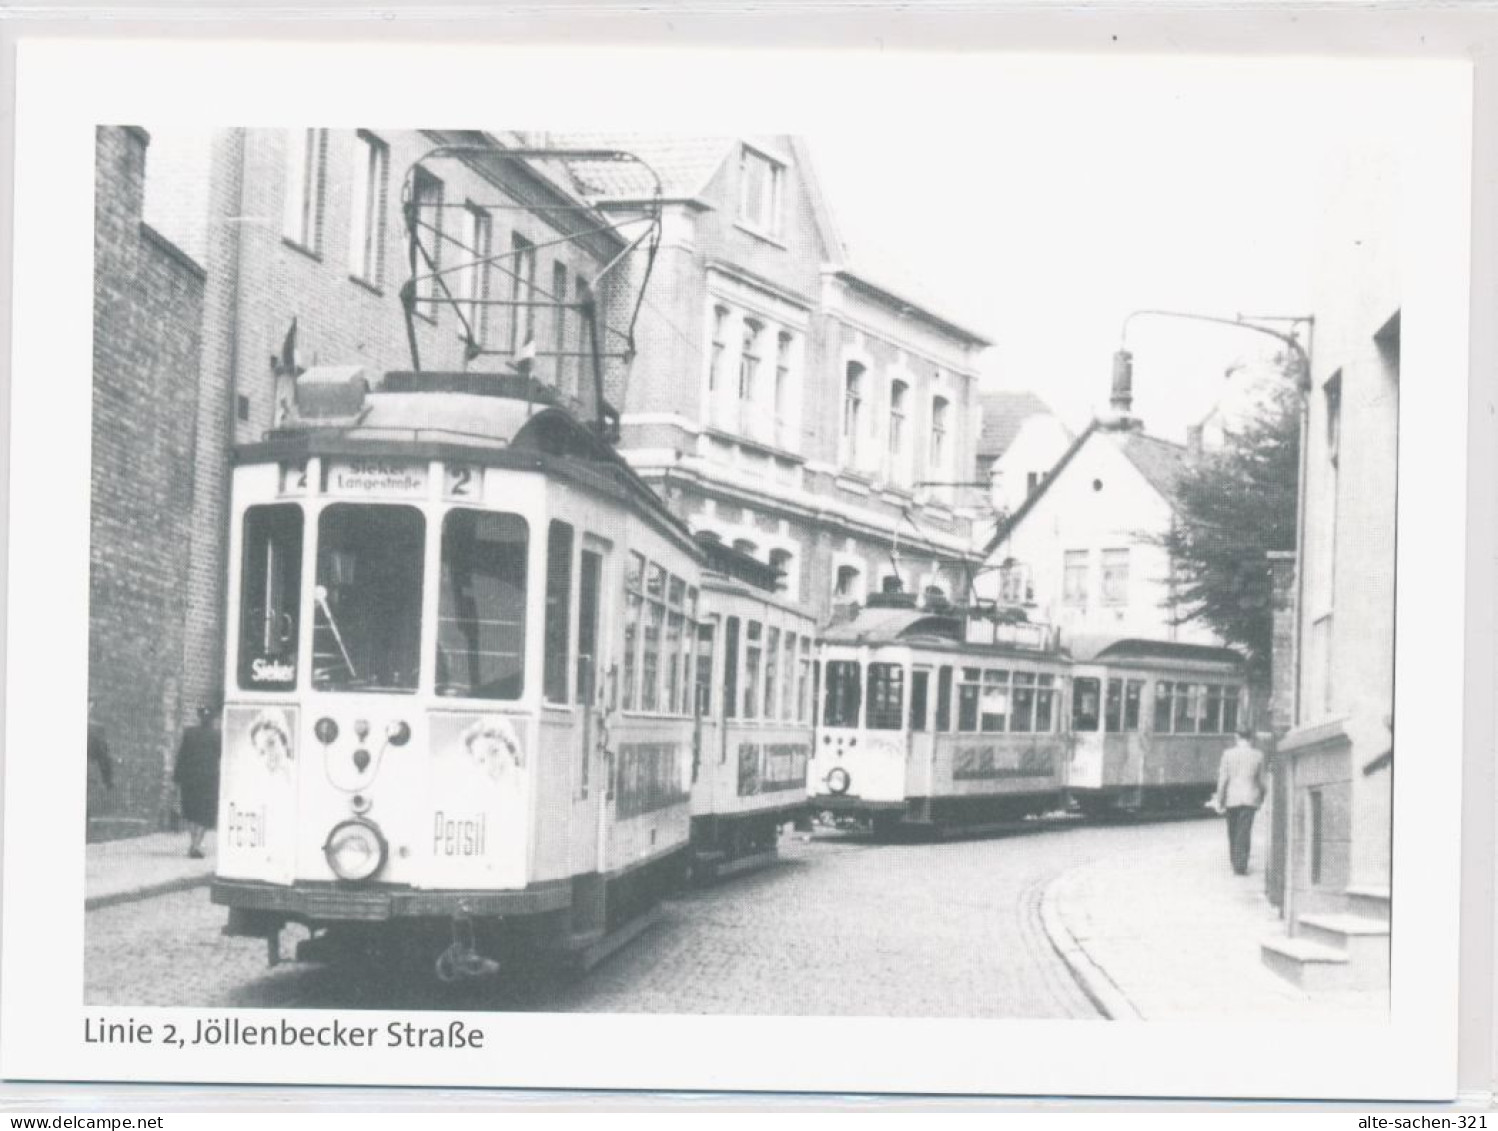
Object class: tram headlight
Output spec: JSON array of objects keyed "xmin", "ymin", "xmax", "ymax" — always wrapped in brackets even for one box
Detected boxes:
[
  {"xmin": 322, "ymin": 818, "xmax": 388, "ymax": 882},
  {"xmin": 314, "ymin": 717, "xmax": 339, "ymax": 745},
  {"xmin": 826, "ymin": 767, "xmax": 852, "ymax": 795},
  {"xmin": 386, "ymin": 720, "xmax": 411, "ymax": 746}
]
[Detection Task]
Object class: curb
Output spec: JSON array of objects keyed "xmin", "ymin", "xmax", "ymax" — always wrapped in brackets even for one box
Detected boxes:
[
  {"xmin": 1039, "ymin": 868, "xmax": 1143, "ymax": 1021},
  {"xmin": 85, "ymin": 871, "xmax": 213, "ymax": 912}
]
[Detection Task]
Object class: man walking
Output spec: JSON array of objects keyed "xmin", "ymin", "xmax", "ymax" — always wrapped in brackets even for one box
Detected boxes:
[{"xmin": 1212, "ymin": 728, "xmax": 1266, "ymax": 876}]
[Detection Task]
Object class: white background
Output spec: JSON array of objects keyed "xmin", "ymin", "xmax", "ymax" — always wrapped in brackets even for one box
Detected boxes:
[{"xmin": 0, "ymin": 38, "xmax": 1473, "ymax": 1100}]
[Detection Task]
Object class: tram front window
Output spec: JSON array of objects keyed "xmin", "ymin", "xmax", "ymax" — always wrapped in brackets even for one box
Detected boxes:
[
  {"xmin": 438, "ymin": 509, "xmax": 528, "ymax": 699},
  {"xmin": 314, "ymin": 504, "xmax": 425, "ymax": 692},
  {"xmin": 238, "ymin": 504, "xmax": 303, "ymax": 692},
  {"xmin": 823, "ymin": 660, "xmax": 861, "ymax": 728}
]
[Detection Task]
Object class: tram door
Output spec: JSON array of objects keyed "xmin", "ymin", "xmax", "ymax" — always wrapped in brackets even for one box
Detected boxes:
[
  {"xmin": 575, "ymin": 540, "xmax": 607, "ymax": 875},
  {"xmin": 1068, "ymin": 667, "xmax": 1107, "ymax": 790},
  {"xmin": 906, "ymin": 665, "xmax": 936, "ymax": 799}
]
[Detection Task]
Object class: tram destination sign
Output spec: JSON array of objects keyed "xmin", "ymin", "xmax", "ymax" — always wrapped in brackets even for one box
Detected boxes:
[{"xmin": 324, "ymin": 458, "xmax": 429, "ymax": 499}]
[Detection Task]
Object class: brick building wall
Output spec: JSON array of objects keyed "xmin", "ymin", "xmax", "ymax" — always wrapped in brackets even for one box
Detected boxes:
[{"xmin": 90, "ymin": 126, "xmax": 206, "ymax": 839}]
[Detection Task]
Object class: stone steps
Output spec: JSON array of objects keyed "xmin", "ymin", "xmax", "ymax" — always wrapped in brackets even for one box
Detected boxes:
[{"xmin": 1261, "ymin": 888, "xmax": 1390, "ymax": 991}]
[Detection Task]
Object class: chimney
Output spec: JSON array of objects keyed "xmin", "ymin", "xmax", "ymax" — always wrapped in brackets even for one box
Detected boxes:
[
  {"xmin": 1110, "ymin": 349, "xmax": 1134, "ymax": 415},
  {"xmin": 1106, "ymin": 349, "xmax": 1142, "ymax": 430}
]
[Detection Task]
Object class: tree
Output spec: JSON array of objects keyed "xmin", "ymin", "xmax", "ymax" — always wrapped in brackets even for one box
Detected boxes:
[{"xmin": 1159, "ymin": 376, "xmax": 1301, "ymax": 675}]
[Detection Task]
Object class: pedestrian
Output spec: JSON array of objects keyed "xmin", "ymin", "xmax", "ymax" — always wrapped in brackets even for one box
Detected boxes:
[
  {"xmin": 174, "ymin": 706, "xmax": 223, "ymax": 859},
  {"xmin": 86, "ymin": 699, "xmax": 114, "ymax": 827},
  {"xmin": 1211, "ymin": 727, "xmax": 1266, "ymax": 876}
]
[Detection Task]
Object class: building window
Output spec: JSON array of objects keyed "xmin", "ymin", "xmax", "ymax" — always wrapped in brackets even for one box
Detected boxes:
[
  {"xmin": 768, "ymin": 548, "xmax": 792, "ymax": 591},
  {"xmin": 834, "ymin": 563, "xmax": 861, "ymax": 601},
  {"xmin": 509, "ymin": 233, "xmax": 537, "ymax": 354},
  {"xmin": 410, "ymin": 166, "xmax": 444, "ymax": 318},
  {"xmin": 708, "ymin": 305, "xmax": 730, "ymax": 394},
  {"xmin": 236, "ymin": 394, "xmax": 251, "ymax": 423},
  {"xmin": 775, "ymin": 330, "xmax": 793, "ymax": 445},
  {"xmin": 739, "ymin": 319, "xmax": 762, "ymax": 411},
  {"xmin": 930, "ymin": 395, "xmax": 949, "ymax": 472},
  {"xmin": 843, "ymin": 362, "xmax": 865, "ymax": 465},
  {"xmin": 888, "ymin": 379, "xmax": 909, "ymax": 481},
  {"xmin": 454, "ymin": 203, "xmax": 492, "ymax": 344},
  {"xmin": 1063, "ymin": 550, "xmax": 1089, "ymax": 606},
  {"xmin": 1101, "ymin": 548, "xmax": 1129, "ymax": 606},
  {"xmin": 348, "ymin": 130, "xmax": 388, "ymax": 285},
  {"xmin": 1000, "ymin": 562, "xmax": 1032, "ymax": 605},
  {"xmin": 282, "ymin": 128, "xmax": 327, "ymax": 252},
  {"xmin": 738, "ymin": 145, "xmax": 783, "ymax": 236},
  {"xmin": 732, "ymin": 538, "xmax": 758, "ymax": 558},
  {"xmin": 1324, "ymin": 372, "xmax": 1342, "ymax": 467}
]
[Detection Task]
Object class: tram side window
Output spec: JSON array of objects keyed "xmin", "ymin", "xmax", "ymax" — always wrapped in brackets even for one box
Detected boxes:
[
  {"xmin": 543, "ymin": 521, "xmax": 573, "ymax": 704},
  {"xmin": 980, "ymin": 670, "xmax": 1009, "ymax": 733},
  {"xmin": 723, "ymin": 616, "xmax": 741, "ymax": 719},
  {"xmin": 681, "ymin": 586, "xmax": 699, "ymax": 716},
  {"xmin": 623, "ymin": 552, "xmax": 644, "ymax": 710},
  {"xmin": 318, "ymin": 504, "xmax": 425, "ymax": 693},
  {"xmin": 797, "ymin": 637, "xmax": 812, "ymax": 723},
  {"xmin": 1221, "ymin": 686, "xmax": 1242, "ymax": 733},
  {"xmin": 742, "ymin": 621, "xmax": 764, "ymax": 719},
  {"xmin": 866, "ymin": 663, "xmax": 904, "ymax": 730},
  {"xmin": 1072, "ymin": 677, "xmax": 1101, "ymax": 732},
  {"xmin": 957, "ymin": 668, "xmax": 981, "ymax": 732},
  {"xmin": 936, "ymin": 666, "xmax": 953, "ymax": 731},
  {"xmin": 666, "ymin": 576, "xmax": 686, "ymax": 715},
  {"xmin": 641, "ymin": 563, "xmax": 667, "ymax": 712},
  {"xmin": 435, "ymin": 509, "xmax": 525, "ymax": 699},
  {"xmin": 1036, "ymin": 673, "xmax": 1057, "ymax": 732},
  {"xmin": 695, "ymin": 619, "xmax": 716, "ymax": 717},
  {"xmin": 1124, "ymin": 679, "xmax": 1144, "ymax": 730},
  {"xmin": 910, "ymin": 669, "xmax": 929, "ymax": 732},
  {"xmin": 238, "ymin": 504, "xmax": 303, "ymax": 692},
  {"xmin": 1104, "ymin": 678, "xmax": 1123, "ymax": 732},
  {"xmin": 764, "ymin": 627, "xmax": 780, "ymax": 719},
  {"xmin": 780, "ymin": 632, "xmax": 797, "ymax": 720},
  {"xmin": 1174, "ymin": 682, "xmax": 1199, "ymax": 734},
  {"xmin": 823, "ymin": 660, "xmax": 861, "ymax": 728},
  {"xmin": 1010, "ymin": 672, "xmax": 1036, "ymax": 732},
  {"xmin": 1203, "ymin": 684, "xmax": 1224, "ymax": 733},
  {"xmin": 1154, "ymin": 681, "xmax": 1174, "ymax": 732}
]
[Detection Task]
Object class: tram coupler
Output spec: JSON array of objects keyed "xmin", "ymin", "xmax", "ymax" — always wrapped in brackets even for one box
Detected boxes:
[{"xmin": 434, "ymin": 909, "xmax": 500, "ymax": 983}]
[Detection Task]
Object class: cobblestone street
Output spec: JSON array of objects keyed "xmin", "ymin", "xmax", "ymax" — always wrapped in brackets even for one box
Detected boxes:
[{"xmin": 80, "ymin": 821, "xmax": 1204, "ymax": 1019}]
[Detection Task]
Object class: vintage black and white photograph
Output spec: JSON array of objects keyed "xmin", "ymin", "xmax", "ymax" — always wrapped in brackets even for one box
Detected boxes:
[{"xmin": 0, "ymin": 38, "xmax": 1472, "ymax": 1098}]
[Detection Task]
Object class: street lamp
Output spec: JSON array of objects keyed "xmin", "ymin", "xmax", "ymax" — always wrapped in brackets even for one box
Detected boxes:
[{"xmin": 1114, "ymin": 307, "xmax": 1313, "ymax": 922}]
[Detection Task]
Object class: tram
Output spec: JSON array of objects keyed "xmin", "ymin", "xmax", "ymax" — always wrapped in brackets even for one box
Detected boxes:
[
  {"xmin": 806, "ymin": 598, "xmax": 1252, "ymax": 836},
  {"xmin": 688, "ymin": 539, "xmax": 817, "ymax": 880},
  {"xmin": 1064, "ymin": 635, "xmax": 1249, "ymax": 816},
  {"xmin": 212, "ymin": 368, "xmax": 704, "ymax": 977},
  {"xmin": 807, "ymin": 595, "xmax": 1071, "ymax": 837}
]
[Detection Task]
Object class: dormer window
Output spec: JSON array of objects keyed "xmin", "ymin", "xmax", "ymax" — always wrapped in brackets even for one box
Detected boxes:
[{"xmin": 738, "ymin": 146, "xmax": 784, "ymax": 237}]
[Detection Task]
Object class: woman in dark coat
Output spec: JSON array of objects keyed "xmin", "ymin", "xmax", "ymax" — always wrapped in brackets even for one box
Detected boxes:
[{"xmin": 175, "ymin": 707, "xmax": 222, "ymax": 858}]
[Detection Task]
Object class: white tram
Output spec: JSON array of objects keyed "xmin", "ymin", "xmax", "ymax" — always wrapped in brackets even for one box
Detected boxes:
[
  {"xmin": 688, "ymin": 540, "xmax": 817, "ymax": 879},
  {"xmin": 1064, "ymin": 636, "xmax": 1249, "ymax": 816},
  {"xmin": 808, "ymin": 597, "xmax": 1071, "ymax": 837},
  {"xmin": 213, "ymin": 369, "xmax": 704, "ymax": 976}
]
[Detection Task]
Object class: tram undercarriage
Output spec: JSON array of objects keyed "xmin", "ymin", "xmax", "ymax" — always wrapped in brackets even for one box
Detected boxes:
[{"xmin": 214, "ymin": 849, "xmax": 690, "ymax": 982}]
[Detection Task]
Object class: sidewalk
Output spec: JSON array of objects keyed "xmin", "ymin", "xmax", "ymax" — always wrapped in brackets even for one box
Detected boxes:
[
  {"xmin": 84, "ymin": 831, "xmax": 215, "ymax": 910},
  {"xmin": 1042, "ymin": 816, "xmax": 1388, "ymax": 1022}
]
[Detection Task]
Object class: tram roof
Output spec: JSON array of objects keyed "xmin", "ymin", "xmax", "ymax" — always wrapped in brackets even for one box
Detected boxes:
[
  {"xmin": 820, "ymin": 606, "xmax": 965, "ymax": 645},
  {"xmin": 1064, "ymin": 634, "xmax": 1246, "ymax": 668}
]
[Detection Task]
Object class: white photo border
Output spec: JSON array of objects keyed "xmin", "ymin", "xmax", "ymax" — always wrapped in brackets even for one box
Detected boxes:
[{"xmin": 0, "ymin": 38, "xmax": 1472, "ymax": 1100}]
